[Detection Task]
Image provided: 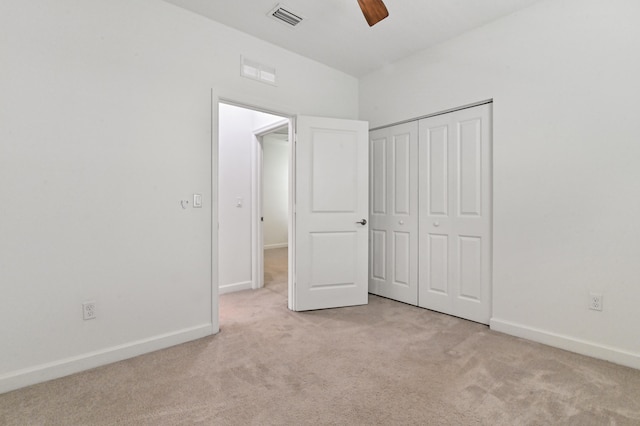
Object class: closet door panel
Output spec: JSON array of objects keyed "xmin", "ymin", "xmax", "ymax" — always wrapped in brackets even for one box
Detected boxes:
[
  {"xmin": 418, "ymin": 104, "xmax": 492, "ymax": 324},
  {"xmin": 369, "ymin": 122, "xmax": 418, "ymax": 305},
  {"xmin": 427, "ymin": 125, "xmax": 449, "ymax": 216}
]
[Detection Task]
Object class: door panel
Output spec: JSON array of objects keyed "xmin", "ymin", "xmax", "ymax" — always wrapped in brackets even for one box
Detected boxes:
[
  {"xmin": 371, "ymin": 230, "xmax": 386, "ymax": 280},
  {"xmin": 371, "ymin": 137, "xmax": 387, "ymax": 215},
  {"xmin": 311, "ymin": 131, "xmax": 358, "ymax": 212},
  {"xmin": 394, "ymin": 134, "xmax": 411, "ymax": 215},
  {"xmin": 428, "ymin": 125, "xmax": 449, "ymax": 216},
  {"xmin": 294, "ymin": 116, "xmax": 369, "ymax": 311},
  {"xmin": 428, "ymin": 234, "xmax": 449, "ymax": 295},
  {"xmin": 458, "ymin": 236, "xmax": 482, "ymax": 300},
  {"xmin": 393, "ymin": 231, "xmax": 411, "ymax": 286},
  {"xmin": 419, "ymin": 104, "xmax": 492, "ymax": 324},
  {"xmin": 309, "ymin": 232, "xmax": 356, "ymax": 287},
  {"xmin": 369, "ymin": 122, "xmax": 418, "ymax": 305},
  {"xmin": 458, "ymin": 118, "xmax": 483, "ymax": 216}
]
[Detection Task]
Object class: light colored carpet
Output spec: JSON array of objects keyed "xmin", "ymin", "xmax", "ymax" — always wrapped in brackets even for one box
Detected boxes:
[{"xmin": 2, "ymin": 247, "xmax": 640, "ymax": 425}]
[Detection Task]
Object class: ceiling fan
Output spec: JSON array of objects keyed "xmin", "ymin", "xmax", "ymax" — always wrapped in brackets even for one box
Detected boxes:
[{"xmin": 357, "ymin": 0, "xmax": 389, "ymax": 27}]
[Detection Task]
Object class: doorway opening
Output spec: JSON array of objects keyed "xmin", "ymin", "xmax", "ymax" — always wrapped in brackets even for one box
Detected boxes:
[{"xmin": 217, "ymin": 101, "xmax": 292, "ymax": 310}]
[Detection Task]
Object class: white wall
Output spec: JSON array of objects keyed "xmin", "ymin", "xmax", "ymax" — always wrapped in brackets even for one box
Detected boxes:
[
  {"xmin": 360, "ymin": 0, "xmax": 640, "ymax": 368},
  {"xmin": 263, "ymin": 134, "xmax": 289, "ymax": 249},
  {"xmin": 218, "ymin": 104, "xmax": 283, "ymax": 293},
  {"xmin": 0, "ymin": 0, "xmax": 358, "ymax": 393}
]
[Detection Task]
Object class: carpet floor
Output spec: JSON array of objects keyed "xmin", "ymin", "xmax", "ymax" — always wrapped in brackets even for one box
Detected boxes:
[{"xmin": 2, "ymin": 247, "xmax": 640, "ymax": 425}]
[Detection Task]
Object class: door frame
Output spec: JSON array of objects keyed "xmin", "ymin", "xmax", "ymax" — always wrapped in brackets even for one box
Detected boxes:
[
  {"xmin": 214, "ymin": 95, "xmax": 296, "ymax": 322},
  {"xmin": 252, "ymin": 119, "xmax": 290, "ymax": 291}
]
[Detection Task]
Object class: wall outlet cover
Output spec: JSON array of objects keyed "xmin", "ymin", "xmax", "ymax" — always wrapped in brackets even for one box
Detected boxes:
[
  {"xmin": 589, "ymin": 293, "xmax": 603, "ymax": 311},
  {"xmin": 83, "ymin": 302, "xmax": 97, "ymax": 320}
]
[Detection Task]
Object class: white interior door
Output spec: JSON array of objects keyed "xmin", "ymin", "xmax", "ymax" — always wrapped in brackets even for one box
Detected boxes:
[
  {"xmin": 369, "ymin": 122, "xmax": 419, "ymax": 305},
  {"xmin": 293, "ymin": 116, "xmax": 369, "ymax": 311},
  {"xmin": 418, "ymin": 104, "xmax": 492, "ymax": 324}
]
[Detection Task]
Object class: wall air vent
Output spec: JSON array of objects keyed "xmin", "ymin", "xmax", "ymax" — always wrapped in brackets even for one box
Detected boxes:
[
  {"xmin": 268, "ymin": 4, "xmax": 304, "ymax": 27},
  {"xmin": 241, "ymin": 56, "xmax": 277, "ymax": 86}
]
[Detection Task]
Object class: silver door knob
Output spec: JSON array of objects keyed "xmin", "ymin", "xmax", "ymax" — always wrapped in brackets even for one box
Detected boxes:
[
  {"xmin": 356, "ymin": 219, "xmax": 367, "ymax": 225},
  {"xmin": 399, "ymin": 220, "xmax": 404, "ymax": 225},
  {"xmin": 434, "ymin": 221, "xmax": 440, "ymax": 227}
]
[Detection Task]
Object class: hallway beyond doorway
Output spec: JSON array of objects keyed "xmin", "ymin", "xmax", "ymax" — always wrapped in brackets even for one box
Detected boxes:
[{"xmin": 264, "ymin": 247, "xmax": 287, "ymax": 297}]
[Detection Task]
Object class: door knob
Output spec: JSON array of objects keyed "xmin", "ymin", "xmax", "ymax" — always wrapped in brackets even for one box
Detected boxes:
[
  {"xmin": 356, "ymin": 219, "xmax": 367, "ymax": 225},
  {"xmin": 434, "ymin": 221, "xmax": 440, "ymax": 227},
  {"xmin": 399, "ymin": 220, "xmax": 404, "ymax": 225}
]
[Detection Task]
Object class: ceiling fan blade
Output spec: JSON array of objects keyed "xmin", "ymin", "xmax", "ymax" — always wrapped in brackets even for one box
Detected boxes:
[{"xmin": 357, "ymin": 0, "xmax": 389, "ymax": 27}]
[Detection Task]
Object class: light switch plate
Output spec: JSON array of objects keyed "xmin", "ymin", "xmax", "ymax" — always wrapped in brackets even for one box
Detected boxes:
[{"xmin": 193, "ymin": 194, "xmax": 202, "ymax": 208}]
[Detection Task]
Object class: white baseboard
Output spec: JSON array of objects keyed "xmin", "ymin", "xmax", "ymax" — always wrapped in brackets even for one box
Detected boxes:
[
  {"xmin": 219, "ymin": 280, "xmax": 252, "ymax": 295},
  {"xmin": 264, "ymin": 243, "xmax": 288, "ymax": 250},
  {"xmin": 0, "ymin": 324, "xmax": 214, "ymax": 395},
  {"xmin": 490, "ymin": 318, "xmax": 640, "ymax": 370}
]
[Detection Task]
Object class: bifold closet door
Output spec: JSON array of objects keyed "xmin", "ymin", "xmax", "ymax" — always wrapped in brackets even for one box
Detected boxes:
[
  {"xmin": 418, "ymin": 104, "xmax": 492, "ymax": 324},
  {"xmin": 369, "ymin": 122, "xmax": 418, "ymax": 305}
]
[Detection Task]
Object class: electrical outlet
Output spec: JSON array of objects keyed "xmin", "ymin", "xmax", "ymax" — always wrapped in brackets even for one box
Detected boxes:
[
  {"xmin": 589, "ymin": 293, "xmax": 603, "ymax": 311},
  {"xmin": 83, "ymin": 302, "xmax": 96, "ymax": 320}
]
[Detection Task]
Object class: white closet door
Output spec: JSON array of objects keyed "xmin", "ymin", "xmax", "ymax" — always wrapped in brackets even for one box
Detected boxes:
[
  {"xmin": 369, "ymin": 122, "xmax": 419, "ymax": 305},
  {"xmin": 418, "ymin": 104, "xmax": 492, "ymax": 324}
]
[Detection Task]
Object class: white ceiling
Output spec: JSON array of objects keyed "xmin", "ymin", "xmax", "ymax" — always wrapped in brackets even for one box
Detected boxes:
[{"xmin": 163, "ymin": 0, "xmax": 543, "ymax": 77}]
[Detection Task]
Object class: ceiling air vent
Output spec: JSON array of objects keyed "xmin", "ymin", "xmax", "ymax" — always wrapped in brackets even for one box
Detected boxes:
[{"xmin": 268, "ymin": 4, "xmax": 304, "ymax": 27}]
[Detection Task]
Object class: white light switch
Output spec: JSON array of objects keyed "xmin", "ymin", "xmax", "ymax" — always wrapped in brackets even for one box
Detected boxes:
[
  {"xmin": 193, "ymin": 193, "xmax": 202, "ymax": 208},
  {"xmin": 236, "ymin": 197, "xmax": 243, "ymax": 208}
]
